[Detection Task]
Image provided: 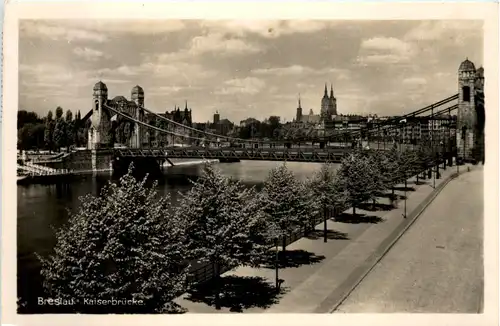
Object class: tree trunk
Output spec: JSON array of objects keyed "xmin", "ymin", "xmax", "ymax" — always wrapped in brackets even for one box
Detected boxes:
[
  {"xmin": 214, "ymin": 262, "xmax": 221, "ymax": 310},
  {"xmin": 372, "ymin": 198, "xmax": 376, "ymax": 210},
  {"xmin": 353, "ymin": 205, "xmax": 356, "ymax": 216},
  {"xmin": 282, "ymin": 236, "xmax": 286, "ymax": 254}
]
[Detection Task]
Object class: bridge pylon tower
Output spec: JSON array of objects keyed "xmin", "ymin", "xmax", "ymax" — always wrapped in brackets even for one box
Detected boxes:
[
  {"xmin": 89, "ymin": 81, "xmax": 112, "ymax": 150},
  {"xmin": 457, "ymin": 58, "xmax": 485, "ymax": 163},
  {"xmin": 131, "ymin": 85, "xmax": 145, "ymax": 149}
]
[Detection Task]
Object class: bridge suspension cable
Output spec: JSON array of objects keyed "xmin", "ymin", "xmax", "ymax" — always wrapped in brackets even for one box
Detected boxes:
[
  {"xmin": 104, "ymin": 104, "xmax": 211, "ymax": 143},
  {"xmin": 359, "ymin": 104, "xmax": 459, "ymax": 138},
  {"xmin": 328, "ymin": 95, "xmax": 459, "ymax": 140},
  {"xmin": 139, "ymin": 105, "xmax": 263, "ymax": 144}
]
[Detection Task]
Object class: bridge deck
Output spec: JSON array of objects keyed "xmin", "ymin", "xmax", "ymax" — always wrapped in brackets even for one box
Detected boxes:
[{"xmin": 114, "ymin": 147, "xmax": 387, "ymax": 163}]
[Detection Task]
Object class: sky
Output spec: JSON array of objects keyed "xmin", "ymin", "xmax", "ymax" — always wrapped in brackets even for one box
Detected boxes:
[{"xmin": 19, "ymin": 20, "xmax": 483, "ymax": 123}]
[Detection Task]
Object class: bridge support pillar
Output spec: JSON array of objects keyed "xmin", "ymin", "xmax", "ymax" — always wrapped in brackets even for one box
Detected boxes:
[{"xmin": 91, "ymin": 149, "xmax": 97, "ymax": 175}]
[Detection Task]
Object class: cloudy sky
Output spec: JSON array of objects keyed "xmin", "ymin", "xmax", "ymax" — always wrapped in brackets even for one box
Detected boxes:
[{"xmin": 19, "ymin": 20, "xmax": 483, "ymax": 123}]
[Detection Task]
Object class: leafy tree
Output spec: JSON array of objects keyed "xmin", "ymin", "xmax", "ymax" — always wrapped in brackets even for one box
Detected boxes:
[
  {"xmin": 44, "ymin": 111, "xmax": 55, "ymax": 152},
  {"xmin": 18, "ymin": 123, "xmax": 35, "ymax": 151},
  {"xmin": 335, "ymin": 152, "xmax": 382, "ymax": 216},
  {"xmin": 55, "ymin": 106, "xmax": 64, "ymax": 120},
  {"xmin": 370, "ymin": 150, "xmax": 397, "ymax": 193},
  {"xmin": 66, "ymin": 120, "xmax": 76, "ymax": 149},
  {"xmin": 18, "ymin": 110, "xmax": 41, "ymax": 129},
  {"xmin": 260, "ymin": 164, "xmax": 313, "ymax": 251},
  {"xmin": 36, "ymin": 166, "xmax": 190, "ymax": 313},
  {"xmin": 309, "ymin": 163, "xmax": 349, "ymax": 242},
  {"xmin": 176, "ymin": 164, "xmax": 269, "ymax": 310},
  {"xmin": 65, "ymin": 109, "xmax": 73, "ymax": 122},
  {"xmin": 53, "ymin": 118, "xmax": 67, "ymax": 151}
]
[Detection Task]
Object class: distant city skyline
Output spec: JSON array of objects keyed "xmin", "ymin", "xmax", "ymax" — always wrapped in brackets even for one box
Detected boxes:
[{"xmin": 19, "ymin": 20, "xmax": 483, "ymax": 123}]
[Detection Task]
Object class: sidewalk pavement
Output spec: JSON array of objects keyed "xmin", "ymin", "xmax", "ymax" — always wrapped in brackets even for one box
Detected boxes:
[
  {"xmin": 335, "ymin": 166, "xmax": 483, "ymax": 313},
  {"xmin": 175, "ymin": 164, "xmax": 467, "ymax": 313}
]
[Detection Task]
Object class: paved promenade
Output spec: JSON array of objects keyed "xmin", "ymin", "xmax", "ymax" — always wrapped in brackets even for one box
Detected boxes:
[
  {"xmin": 175, "ymin": 164, "xmax": 470, "ymax": 313},
  {"xmin": 335, "ymin": 166, "xmax": 483, "ymax": 313}
]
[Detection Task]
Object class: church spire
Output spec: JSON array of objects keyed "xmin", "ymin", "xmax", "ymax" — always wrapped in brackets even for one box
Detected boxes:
[
  {"xmin": 185, "ymin": 100, "xmax": 188, "ymax": 110},
  {"xmin": 324, "ymin": 83, "xmax": 328, "ymax": 96},
  {"xmin": 298, "ymin": 93, "xmax": 302, "ymax": 108},
  {"xmin": 330, "ymin": 84, "xmax": 334, "ymax": 98}
]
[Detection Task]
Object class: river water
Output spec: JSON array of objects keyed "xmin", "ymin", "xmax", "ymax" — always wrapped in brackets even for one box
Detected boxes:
[{"xmin": 17, "ymin": 160, "xmax": 335, "ymax": 312}]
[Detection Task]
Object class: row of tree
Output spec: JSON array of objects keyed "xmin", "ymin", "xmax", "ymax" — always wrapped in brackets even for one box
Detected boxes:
[
  {"xmin": 17, "ymin": 108, "xmax": 89, "ymax": 152},
  {"xmin": 34, "ymin": 146, "xmax": 439, "ymax": 313}
]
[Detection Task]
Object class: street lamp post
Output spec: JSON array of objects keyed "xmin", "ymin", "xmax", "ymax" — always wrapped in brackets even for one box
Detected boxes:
[
  {"xmin": 402, "ymin": 172, "xmax": 407, "ymax": 219},
  {"xmin": 274, "ymin": 237, "xmax": 279, "ymax": 292}
]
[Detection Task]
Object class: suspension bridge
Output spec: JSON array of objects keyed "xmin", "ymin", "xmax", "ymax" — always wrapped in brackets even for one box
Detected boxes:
[{"xmin": 29, "ymin": 59, "xmax": 485, "ymax": 175}]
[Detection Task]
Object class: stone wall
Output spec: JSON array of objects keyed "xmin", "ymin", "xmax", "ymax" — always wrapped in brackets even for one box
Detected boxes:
[{"xmin": 38, "ymin": 149, "xmax": 114, "ymax": 172}]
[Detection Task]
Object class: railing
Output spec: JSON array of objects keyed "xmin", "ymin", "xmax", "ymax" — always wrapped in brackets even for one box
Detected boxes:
[{"xmin": 17, "ymin": 163, "xmax": 73, "ymax": 176}]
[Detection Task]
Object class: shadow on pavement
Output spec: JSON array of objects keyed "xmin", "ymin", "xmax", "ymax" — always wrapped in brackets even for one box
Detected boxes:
[
  {"xmin": 410, "ymin": 180, "xmax": 429, "ymax": 186},
  {"xmin": 357, "ymin": 202, "xmax": 395, "ymax": 212},
  {"xmin": 376, "ymin": 193, "xmax": 407, "ymax": 201},
  {"xmin": 261, "ymin": 249, "xmax": 326, "ymax": 269},
  {"xmin": 335, "ymin": 213, "xmax": 385, "ymax": 224},
  {"xmin": 392, "ymin": 185, "xmax": 416, "ymax": 192},
  {"xmin": 306, "ymin": 229, "xmax": 349, "ymax": 240},
  {"xmin": 186, "ymin": 275, "xmax": 286, "ymax": 312}
]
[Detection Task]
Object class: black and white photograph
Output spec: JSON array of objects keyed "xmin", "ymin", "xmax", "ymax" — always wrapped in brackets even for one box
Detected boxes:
[{"xmin": 2, "ymin": 2, "xmax": 498, "ymax": 325}]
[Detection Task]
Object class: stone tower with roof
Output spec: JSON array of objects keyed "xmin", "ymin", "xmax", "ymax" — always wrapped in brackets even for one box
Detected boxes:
[
  {"xmin": 457, "ymin": 58, "xmax": 485, "ymax": 162},
  {"xmin": 89, "ymin": 81, "xmax": 111, "ymax": 149},
  {"xmin": 131, "ymin": 85, "xmax": 145, "ymax": 148}
]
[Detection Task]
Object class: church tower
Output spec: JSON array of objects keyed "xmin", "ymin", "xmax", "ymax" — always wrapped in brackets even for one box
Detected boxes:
[
  {"xmin": 296, "ymin": 94, "xmax": 303, "ymax": 122},
  {"xmin": 457, "ymin": 58, "xmax": 476, "ymax": 161},
  {"xmin": 328, "ymin": 84, "xmax": 337, "ymax": 116},
  {"xmin": 320, "ymin": 83, "xmax": 329, "ymax": 121}
]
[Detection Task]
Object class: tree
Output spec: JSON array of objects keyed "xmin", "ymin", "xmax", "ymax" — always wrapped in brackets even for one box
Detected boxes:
[
  {"xmin": 309, "ymin": 163, "xmax": 349, "ymax": 242},
  {"xmin": 370, "ymin": 150, "xmax": 397, "ymax": 193},
  {"xmin": 18, "ymin": 110, "xmax": 41, "ymax": 129},
  {"xmin": 175, "ymin": 164, "xmax": 268, "ymax": 310},
  {"xmin": 65, "ymin": 109, "xmax": 73, "ymax": 122},
  {"xmin": 36, "ymin": 165, "xmax": 190, "ymax": 313},
  {"xmin": 66, "ymin": 120, "xmax": 76, "ymax": 149},
  {"xmin": 44, "ymin": 111, "xmax": 55, "ymax": 152},
  {"xmin": 335, "ymin": 152, "xmax": 382, "ymax": 216},
  {"xmin": 18, "ymin": 123, "xmax": 35, "ymax": 151},
  {"xmin": 53, "ymin": 118, "xmax": 67, "ymax": 151},
  {"xmin": 55, "ymin": 106, "xmax": 64, "ymax": 119},
  {"xmin": 260, "ymin": 164, "xmax": 313, "ymax": 252}
]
